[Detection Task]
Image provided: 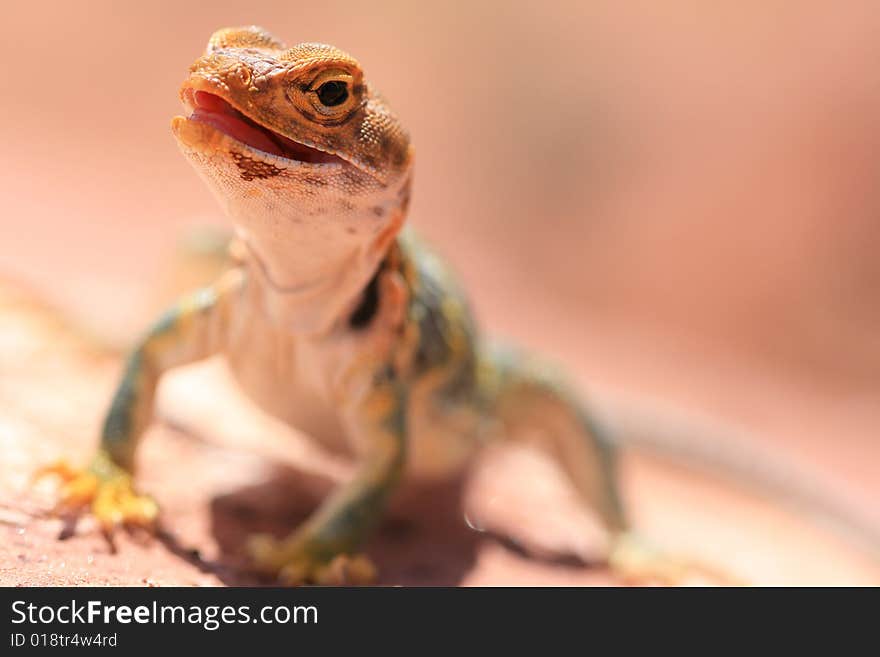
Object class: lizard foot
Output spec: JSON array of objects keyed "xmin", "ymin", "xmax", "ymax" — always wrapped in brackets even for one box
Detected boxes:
[
  {"xmin": 34, "ymin": 453, "xmax": 158, "ymax": 534},
  {"xmin": 246, "ymin": 533, "xmax": 377, "ymax": 586},
  {"xmin": 608, "ymin": 532, "xmax": 745, "ymax": 586}
]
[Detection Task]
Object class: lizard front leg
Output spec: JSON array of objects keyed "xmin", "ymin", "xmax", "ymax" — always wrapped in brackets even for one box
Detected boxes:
[
  {"xmin": 247, "ymin": 370, "xmax": 407, "ymax": 586},
  {"xmin": 37, "ymin": 269, "xmax": 244, "ymax": 534}
]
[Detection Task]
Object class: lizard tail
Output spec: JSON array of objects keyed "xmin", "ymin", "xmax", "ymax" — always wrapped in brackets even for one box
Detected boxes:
[{"xmin": 593, "ymin": 394, "xmax": 880, "ymax": 561}]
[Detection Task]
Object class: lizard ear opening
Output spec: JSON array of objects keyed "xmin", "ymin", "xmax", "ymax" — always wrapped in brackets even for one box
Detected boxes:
[{"xmin": 207, "ymin": 26, "xmax": 286, "ymax": 54}]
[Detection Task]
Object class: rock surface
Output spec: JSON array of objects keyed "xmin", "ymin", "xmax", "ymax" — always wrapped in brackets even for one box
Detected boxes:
[{"xmin": 2, "ymin": 278, "xmax": 878, "ymax": 586}]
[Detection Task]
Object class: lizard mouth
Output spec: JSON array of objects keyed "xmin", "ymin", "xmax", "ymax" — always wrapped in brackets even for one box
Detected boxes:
[{"xmin": 180, "ymin": 88, "xmax": 347, "ymax": 166}]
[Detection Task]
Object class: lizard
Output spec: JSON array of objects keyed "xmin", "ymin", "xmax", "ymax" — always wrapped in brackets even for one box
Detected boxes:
[{"xmin": 37, "ymin": 25, "xmax": 753, "ymax": 585}]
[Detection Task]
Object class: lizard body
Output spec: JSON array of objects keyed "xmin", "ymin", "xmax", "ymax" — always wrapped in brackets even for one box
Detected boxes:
[{"xmin": 42, "ymin": 26, "xmax": 736, "ymax": 584}]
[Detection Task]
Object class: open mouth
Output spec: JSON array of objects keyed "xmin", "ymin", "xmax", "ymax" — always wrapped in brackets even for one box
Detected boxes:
[{"xmin": 182, "ymin": 89, "xmax": 346, "ymax": 166}]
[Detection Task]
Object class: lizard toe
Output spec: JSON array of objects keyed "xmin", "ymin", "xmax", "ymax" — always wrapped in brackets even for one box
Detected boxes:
[
  {"xmin": 246, "ymin": 533, "xmax": 377, "ymax": 586},
  {"xmin": 35, "ymin": 459, "xmax": 158, "ymax": 534},
  {"xmin": 609, "ymin": 532, "xmax": 745, "ymax": 586}
]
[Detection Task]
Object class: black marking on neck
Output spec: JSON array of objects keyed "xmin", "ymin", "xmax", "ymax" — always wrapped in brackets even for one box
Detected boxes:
[{"xmin": 348, "ymin": 268, "xmax": 381, "ymax": 330}]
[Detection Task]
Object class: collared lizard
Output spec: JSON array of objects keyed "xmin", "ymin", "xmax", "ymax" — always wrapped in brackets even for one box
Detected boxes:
[{"xmin": 38, "ymin": 26, "xmax": 812, "ymax": 585}]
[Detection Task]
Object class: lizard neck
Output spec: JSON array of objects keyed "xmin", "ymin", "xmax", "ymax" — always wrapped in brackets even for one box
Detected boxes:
[
  {"xmin": 242, "ymin": 233, "xmax": 385, "ymax": 336},
  {"xmin": 237, "ymin": 200, "xmax": 406, "ymax": 336}
]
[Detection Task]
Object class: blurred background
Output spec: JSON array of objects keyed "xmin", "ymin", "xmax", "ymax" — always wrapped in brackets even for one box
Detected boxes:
[{"xmin": 1, "ymin": 1, "xmax": 878, "ymax": 584}]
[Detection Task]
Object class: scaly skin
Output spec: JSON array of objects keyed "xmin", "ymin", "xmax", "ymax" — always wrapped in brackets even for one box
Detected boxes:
[{"xmin": 42, "ymin": 26, "xmax": 735, "ymax": 585}]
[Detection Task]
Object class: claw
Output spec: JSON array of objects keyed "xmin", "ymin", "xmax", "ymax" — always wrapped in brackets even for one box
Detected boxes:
[
  {"xmin": 609, "ymin": 532, "xmax": 745, "ymax": 586},
  {"xmin": 246, "ymin": 532, "xmax": 282, "ymax": 572},
  {"xmin": 310, "ymin": 554, "xmax": 377, "ymax": 586},
  {"xmin": 92, "ymin": 477, "xmax": 158, "ymax": 532},
  {"xmin": 246, "ymin": 533, "xmax": 377, "ymax": 586},
  {"xmin": 34, "ymin": 460, "xmax": 100, "ymax": 512},
  {"xmin": 34, "ymin": 457, "xmax": 158, "ymax": 534}
]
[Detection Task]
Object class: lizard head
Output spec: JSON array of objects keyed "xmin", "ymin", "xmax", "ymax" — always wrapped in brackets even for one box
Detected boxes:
[{"xmin": 172, "ymin": 26, "xmax": 414, "ymax": 334}]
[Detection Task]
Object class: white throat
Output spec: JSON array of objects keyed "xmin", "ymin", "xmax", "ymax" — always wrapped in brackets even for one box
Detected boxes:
[
  {"xmin": 174, "ymin": 128, "xmax": 409, "ymax": 335},
  {"xmin": 240, "ymin": 227, "xmax": 388, "ymax": 335}
]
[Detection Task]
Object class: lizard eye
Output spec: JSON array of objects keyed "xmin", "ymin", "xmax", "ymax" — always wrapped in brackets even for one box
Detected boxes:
[
  {"xmin": 316, "ymin": 80, "xmax": 348, "ymax": 107},
  {"xmin": 292, "ymin": 69, "xmax": 360, "ymax": 123}
]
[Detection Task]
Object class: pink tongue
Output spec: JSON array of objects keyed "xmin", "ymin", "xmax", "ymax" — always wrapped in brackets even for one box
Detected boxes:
[{"xmin": 190, "ymin": 91, "xmax": 284, "ymax": 157}]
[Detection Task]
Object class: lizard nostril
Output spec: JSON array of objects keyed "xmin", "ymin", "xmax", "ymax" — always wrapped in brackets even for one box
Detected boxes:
[{"xmin": 230, "ymin": 64, "xmax": 252, "ymax": 88}]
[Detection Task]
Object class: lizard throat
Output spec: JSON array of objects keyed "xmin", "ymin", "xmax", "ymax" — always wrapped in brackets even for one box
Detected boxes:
[
  {"xmin": 242, "ymin": 238, "xmax": 339, "ymax": 297},
  {"xmin": 183, "ymin": 89, "xmax": 347, "ymax": 166},
  {"xmin": 240, "ymin": 232, "xmax": 385, "ymax": 336}
]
